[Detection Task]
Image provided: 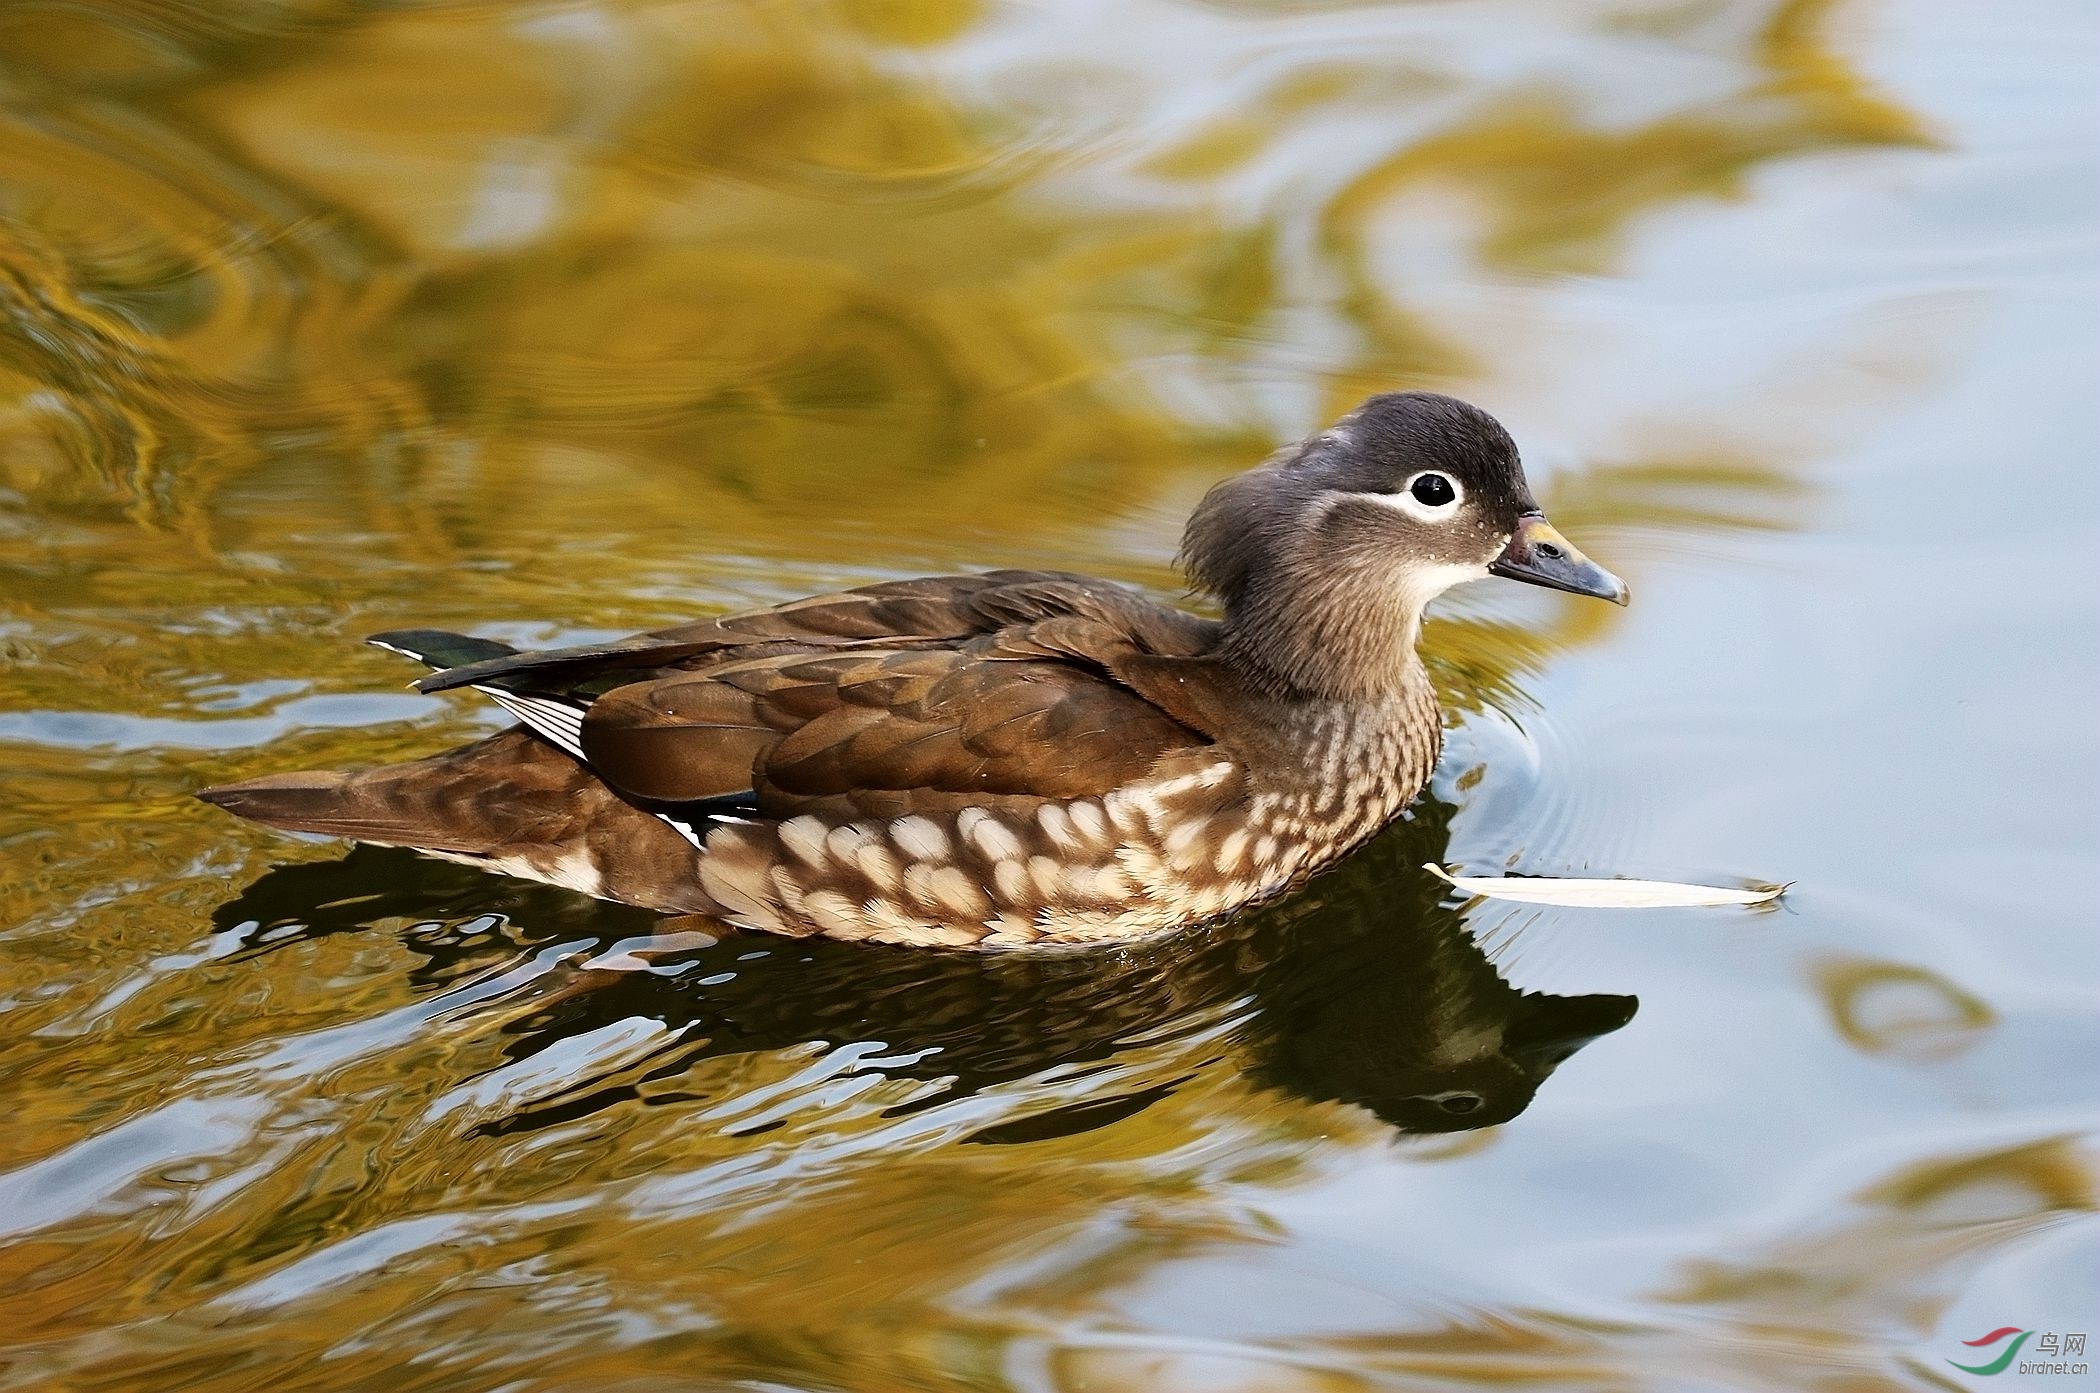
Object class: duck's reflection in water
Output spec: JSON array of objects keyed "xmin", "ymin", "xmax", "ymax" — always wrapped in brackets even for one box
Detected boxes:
[{"xmin": 212, "ymin": 796, "xmax": 1633, "ymax": 1141}]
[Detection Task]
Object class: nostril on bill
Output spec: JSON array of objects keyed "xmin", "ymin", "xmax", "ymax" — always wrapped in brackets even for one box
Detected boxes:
[{"xmin": 1536, "ymin": 542, "xmax": 1563, "ymax": 560}]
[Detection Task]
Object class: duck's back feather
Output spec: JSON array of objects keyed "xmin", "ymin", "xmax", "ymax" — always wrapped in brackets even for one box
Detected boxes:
[{"xmin": 411, "ymin": 570, "xmax": 1201, "ymax": 696}]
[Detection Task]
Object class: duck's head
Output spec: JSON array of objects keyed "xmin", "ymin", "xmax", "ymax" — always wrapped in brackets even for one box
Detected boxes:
[{"xmin": 1183, "ymin": 392, "xmax": 1626, "ymax": 697}]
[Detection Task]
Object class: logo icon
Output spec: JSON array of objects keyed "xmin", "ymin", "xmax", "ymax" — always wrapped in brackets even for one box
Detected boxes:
[{"xmin": 1950, "ymin": 1328, "xmax": 2031, "ymax": 1377}]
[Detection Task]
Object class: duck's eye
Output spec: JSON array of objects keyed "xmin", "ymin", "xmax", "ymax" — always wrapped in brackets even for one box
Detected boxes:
[
  {"xmin": 1378, "ymin": 470, "xmax": 1463, "ymax": 521},
  {"xmin": 1410, "ymin": 472, "xmax": 1457, "ymax": 507}
]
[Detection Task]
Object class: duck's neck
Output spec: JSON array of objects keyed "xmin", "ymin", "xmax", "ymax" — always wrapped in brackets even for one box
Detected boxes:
[
  {"xmin": 1219, "ymin": 577, "xmax": 1432, "ymax": 705},
  {"xmin": 1212, "ymin": 582, "xmax": 1445, "ymax": 825}
]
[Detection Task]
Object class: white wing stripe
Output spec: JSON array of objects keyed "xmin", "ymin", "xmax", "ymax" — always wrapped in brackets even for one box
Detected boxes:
[{"xmin": 480, "ymin": 687, "xmax": 587, "ymax": 761}]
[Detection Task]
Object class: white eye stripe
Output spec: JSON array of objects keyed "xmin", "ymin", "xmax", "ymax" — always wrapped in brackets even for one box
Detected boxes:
[{"xmin": 1362, "ymin": 471, "xmax": 1464, "ymax": 523}]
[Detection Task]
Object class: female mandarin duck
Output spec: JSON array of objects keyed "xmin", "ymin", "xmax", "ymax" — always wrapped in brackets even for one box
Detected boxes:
[{"xmin": 201, "ymin": 393, "xmax": 1626, "ymax": 948}]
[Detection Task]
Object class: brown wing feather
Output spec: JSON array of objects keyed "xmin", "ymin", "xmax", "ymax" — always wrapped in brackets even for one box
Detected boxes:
[
  {"xmin": 757, "ymin": 655, "xmax": 1198, "ymax": 808},
  {"xmin": 577, "ymin": 602, "xmax": 1219, "ymax": 818}
]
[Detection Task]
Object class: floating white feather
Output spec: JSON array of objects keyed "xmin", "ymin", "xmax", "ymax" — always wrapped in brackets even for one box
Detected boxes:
[{"xmin": 1424, "ymin": 863, "xmax": 1786, "ymax": 908}]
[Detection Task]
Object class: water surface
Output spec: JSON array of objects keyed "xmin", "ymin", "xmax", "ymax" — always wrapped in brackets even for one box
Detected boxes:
[{"xmin": 2, "ymin": 2, "xmax": 2096, "ymax": 1389}]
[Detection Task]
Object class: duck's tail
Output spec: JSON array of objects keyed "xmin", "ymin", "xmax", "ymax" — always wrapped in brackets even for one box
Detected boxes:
[
  {"xmin": 196, "ymin": 628, "xmax": 526, "ymax": 849},
  {"xmin": 195, "ymin": 630, "xmax": 712, "ymax": 910},
  {"xmin": 198, "ymin": 770, "xmax": 386, "ymax": 839},
  {"xmin": 196, "ymin": 726, "xmax": 707, "ymax": 911},
  {"xmin": 195, "ymin": 766, "xmax": 497, "ymax": 850}
]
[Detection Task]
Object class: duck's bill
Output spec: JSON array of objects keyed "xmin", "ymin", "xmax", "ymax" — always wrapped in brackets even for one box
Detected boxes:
[{"xmin": 1490, "ymin": 512, "xmax": 1629, "ymax": 605}]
